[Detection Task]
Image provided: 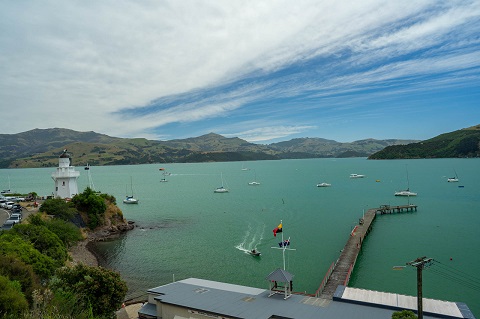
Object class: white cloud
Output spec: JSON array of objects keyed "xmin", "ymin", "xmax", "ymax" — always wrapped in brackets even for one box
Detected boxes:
[
  {"xmin": 0, "ymin": 0, "xmax": 478, "ymax": 140},
  {"xmin": 224, "ymin": 125, "xmax": 317, "ymax": 143}
]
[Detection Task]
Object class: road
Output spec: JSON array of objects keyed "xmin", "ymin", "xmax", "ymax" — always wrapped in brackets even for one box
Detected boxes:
[{"xmin": 1, "ymin": 202, "xmax": 38, "ymax": 226}]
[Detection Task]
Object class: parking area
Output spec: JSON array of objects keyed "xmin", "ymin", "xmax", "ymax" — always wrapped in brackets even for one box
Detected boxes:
[{"xmin": 1, "ymin": 202, "xmax": 38, "ymax": 229}]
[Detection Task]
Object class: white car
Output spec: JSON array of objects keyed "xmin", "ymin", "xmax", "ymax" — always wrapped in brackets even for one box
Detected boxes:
[
  {"xmin": 5, "ymin": 201, "xmax": 15, "ymax": 210},
  {"xmin": 7, "ymin": 215, "xmax": 21, "ymax": 224},
  {"xmin": 9, "ymin": 213, "xmax": 22, "ymax": 221}
]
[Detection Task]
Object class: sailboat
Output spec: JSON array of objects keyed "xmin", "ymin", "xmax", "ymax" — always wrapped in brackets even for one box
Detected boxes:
[
  {"xmin": 447, "ymin": 169, "xmax": 459, "ymax": 182},
  {"xmin": 123, "ymin": 177, "xmax": 139, "ymax": 204},
  {"xmin": 214, "ymin": 173, "xmax": 229, "ymax": 193},
  {"xmin": 248, "ymin": 170, "xmax": 260, "ymax": 185},
  {"xmin": 394, "ymin": 166, "xmax": 417, "ymax": 196},
  {"xmin": 1, "ymin": 176, "xmax": 12, "ymax": 195}
]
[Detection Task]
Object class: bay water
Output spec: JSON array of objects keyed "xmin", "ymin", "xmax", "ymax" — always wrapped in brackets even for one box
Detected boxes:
[{"xmin": 1, "ymin": 158, "xmax": 479, "ymax": 315}]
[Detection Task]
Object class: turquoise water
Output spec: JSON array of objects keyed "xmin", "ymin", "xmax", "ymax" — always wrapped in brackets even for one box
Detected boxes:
[{"xmin": 1, "ymin": 158, "xmax": 479, "ymax": 315}]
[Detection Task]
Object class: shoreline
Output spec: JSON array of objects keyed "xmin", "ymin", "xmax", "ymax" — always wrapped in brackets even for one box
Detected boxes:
[
  {"xmin": 68, "ymin": 239, "xmax": 99, "ymax": 267},
  {"xmin": 68, "ymin": 221, "xmax": 135, "ymax": 268}
]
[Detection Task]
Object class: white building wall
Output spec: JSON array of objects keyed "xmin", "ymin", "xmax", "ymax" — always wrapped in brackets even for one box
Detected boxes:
[{"xmin": 51, "ymin": 157, "xmax": 80, "ymax": 199}]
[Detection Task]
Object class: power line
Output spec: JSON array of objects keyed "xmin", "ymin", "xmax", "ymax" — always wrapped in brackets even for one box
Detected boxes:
[
  {"xmin": 433, "ymin": 260, "xmax": 480, "ymax": 286},
  {"xmin": 427, "ymin": 268, "xmax": 480, "ymax": 293}
]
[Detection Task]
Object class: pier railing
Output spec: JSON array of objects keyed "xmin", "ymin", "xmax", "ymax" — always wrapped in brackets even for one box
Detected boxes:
[
  {"xmin": 315, "ymin": 261, "xmax": 336, "ymax": 298},
  {"xmin": 315, "ymin": 205, "xmax": 417, "ymax": 300}
]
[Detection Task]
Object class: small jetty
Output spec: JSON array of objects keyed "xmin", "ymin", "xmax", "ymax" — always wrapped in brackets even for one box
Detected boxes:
[
  {"xmin": 376, "ymin": 204, "xmax": 417, "ymax": 214},
  {"xmin": 316, "ymin": 204, "xmax": 417, "ymax": 299}
]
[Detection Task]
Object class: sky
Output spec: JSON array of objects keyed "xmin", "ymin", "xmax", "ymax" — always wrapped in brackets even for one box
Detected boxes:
[{"xmin": 1, "ymin": 1, "xmax": 479, "ymax": 144}]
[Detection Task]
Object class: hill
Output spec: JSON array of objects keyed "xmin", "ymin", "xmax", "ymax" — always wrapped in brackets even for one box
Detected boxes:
[
  {"xmin": 368, "ymin": 125, "xmax": 480, "ymax": 159},
  {"xmin": 269, "ymin": 137, "xmax": 416, "ymax": 158},
  {"xmin": 1, "ymin": 128, "xmax": 418, "ymax": 168}
]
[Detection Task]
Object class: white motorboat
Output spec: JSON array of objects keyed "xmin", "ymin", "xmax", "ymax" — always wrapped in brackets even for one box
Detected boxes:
[
  {"xmin": 350, "ymin": 174, "xmax": 365, "ymax": 178},
  {"xmin": 316, "ymin": 182, "xmax": 331, "ymax": 187}
]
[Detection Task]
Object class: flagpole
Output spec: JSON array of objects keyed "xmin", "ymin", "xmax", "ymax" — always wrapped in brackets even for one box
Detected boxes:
[
  {"xmin": 272, "ymin": 219, "xmax": 295, "ymax": 271},
  {"xmin": 280, "ymin": 220, "xmax": 284, "ymax": 270}
]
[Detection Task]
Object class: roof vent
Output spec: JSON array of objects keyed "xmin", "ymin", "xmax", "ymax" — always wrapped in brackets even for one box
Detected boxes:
[{"xmin": 193, "ymin": 288, "xmax": 209, "ymax": 294}]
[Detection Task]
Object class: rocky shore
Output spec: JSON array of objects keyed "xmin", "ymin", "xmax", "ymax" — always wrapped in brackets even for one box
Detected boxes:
[{"xmin": 68, "ymin": 220, "xmax": 135, "ymax": 267}]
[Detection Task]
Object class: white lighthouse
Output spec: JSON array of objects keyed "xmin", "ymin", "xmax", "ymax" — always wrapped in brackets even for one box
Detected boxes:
[{"xmin": 51, "ymin": 149, "xmax": 80, "ymax": 199}]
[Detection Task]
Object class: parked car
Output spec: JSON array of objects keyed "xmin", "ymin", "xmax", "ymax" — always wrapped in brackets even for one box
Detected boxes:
[
  {"xmin": 11, "ymin": 208, "xmax": 23, "ymax": 215},
  {"xmin": 9, "ymin": 213, "xmax": 22, "ymax": 221},
  {"xmin": 4, "ymin": 201, "xmax": 15, "ymax": 209},
  {"xmin": 5, "ymin": 202, "xmax": 16, "ymax": 210},
  {"xmin": 1, "ymin": 220, "xmax": 16, "ymax": 230},
  {"xmin": 10, "ymin": 204, "xmax": 22, "ymax": 210},
  {"xmin": 7, "ymin": 215, "xmax": 21, "ymax": 224}
]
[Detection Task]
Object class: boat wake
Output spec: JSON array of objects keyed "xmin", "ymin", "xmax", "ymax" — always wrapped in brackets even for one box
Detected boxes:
[{"xmin": 235, "ymin": 223, "xmax": 265, "ymax": 254}]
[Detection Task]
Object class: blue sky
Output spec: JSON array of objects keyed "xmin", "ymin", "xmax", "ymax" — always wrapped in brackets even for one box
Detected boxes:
[{"xmin": 1, "ymin": 1, "xmax": 479, "ymax": 143}]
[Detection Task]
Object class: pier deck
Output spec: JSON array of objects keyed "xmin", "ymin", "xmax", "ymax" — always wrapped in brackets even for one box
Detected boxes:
[
  {"xmin": 316, "ymin": 204, "xmax": 418, "ymax": 300},
  {"xmin": 317, "ymin": 210, "xmax": 376, "ymax": 299}
]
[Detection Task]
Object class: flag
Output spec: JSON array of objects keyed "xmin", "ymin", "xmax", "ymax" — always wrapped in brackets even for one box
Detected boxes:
[
  {"xmin": 273, "ymin": 223, "xmax": 283, "ymax": 237},
  {"xmin": 278, "ymin": 239, "xmax": 290, "ymax": 247}
]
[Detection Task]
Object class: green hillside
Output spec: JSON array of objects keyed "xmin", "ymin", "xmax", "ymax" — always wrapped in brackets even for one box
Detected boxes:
[{"xmin": 368, "ymin": 125, "xmax": 480, "ymax": 159}]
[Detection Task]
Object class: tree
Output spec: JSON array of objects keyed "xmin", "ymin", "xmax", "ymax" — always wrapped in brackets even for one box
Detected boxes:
[
  {"xmin": 39, "ymin": 197, "xmax": 76, "ymax": 221},
  {"xmin": 28, "ymin": 214, "xmax": 83, "ymax": 248},
  {"xmin": 0, "ymin": 275, "xmax": 29, "ymax": 316},
  {"xmin": 392, "ymin": 310, "xmax": 418, "ymax": 319},
  {"xmin": 71, "ymin": 188, "xmax": 107, "ymax": 229},
  {"xmin": 0, "ymin": 234, "xmax": 56, "ymax": 279},
  {"xmin": 52, "ymin": 264, "xmax": 127, "ymax": 319},
  {"xmin": 11, "ymin": 224, "xmax": 68, "ymax": 267},
  {"xmin": 0, "ymin": 255, "xmax": 40, "ymax": 305}
]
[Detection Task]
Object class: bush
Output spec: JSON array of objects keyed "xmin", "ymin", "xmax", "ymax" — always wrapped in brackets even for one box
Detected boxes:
[
  {"xmin": 52, "ymin": 264, "xmax": 127, "ymax": 319},
  {"xmin": 11, "ymin": 224, "xmax": 68, "ymax": 267},
  {"xmin": 0, "ymin": 275, "xmax": 29, "ymax": 316},
  {"xmin": 392, "ymin": 310, "xmax": 418, "ymax": 319},
  {"xmin": 0, "ymin": 255, "xmax": 40, "ymax": 305},
  {"xmin": 71, "ymin": 188, "xmax": 107, "ymax": 229},
  {"xmin": 39, "ymin": 198, "xmax": 76, "ymax": 221},
  {"xmin": 29, "ymin": 214, "xmax": 83, "ymax": 248},
  {"xmin": 0, "ymin": 234, "xmax": 56, "ymax": 279}
]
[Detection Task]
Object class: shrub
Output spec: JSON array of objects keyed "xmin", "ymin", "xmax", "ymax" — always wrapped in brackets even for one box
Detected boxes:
[
  {"xmin": 71, "ymin": 188, "xmax": 107, "ymax": 229},
  {"xmin": 39, "ymin": 198, "xmax": 76, "ymax": 221},
  {"xmin": 11, "ymin": 224, "xmax": 68, "ymax": 267},
  {"xmin": 392, "ymin": 310, "xmax": 418, "ymax": 319},
  {"xmin": 52, "ymin": 264, "xmax": 127, "ymax": 319},
  {"xmin": 0, "ymin": 255, "xmax": 40, "ymax": 305},
  {"xmin": 0, "ymin": 234, "xmax": 56, "ymax": 279},
  {"xmin": 0, "ymin": 275, "xmax": 29, "ymax": 316}
]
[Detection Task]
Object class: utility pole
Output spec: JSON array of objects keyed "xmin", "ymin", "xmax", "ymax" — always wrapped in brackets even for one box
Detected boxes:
[{"xmin": 406, "ymin": 256, "xmax": 433, "ymax": 319}]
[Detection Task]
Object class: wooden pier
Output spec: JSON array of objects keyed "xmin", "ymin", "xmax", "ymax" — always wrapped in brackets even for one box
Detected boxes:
[
  {"xmin": 376, "ymin": 204, "xmax": 417, "ymax": 214},
  {"xmin": 316, "ymin": 204, "xmax": 417, "ymax": 300}
]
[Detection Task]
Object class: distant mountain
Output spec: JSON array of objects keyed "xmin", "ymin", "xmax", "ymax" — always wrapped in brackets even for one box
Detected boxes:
[
  {"xmin": 269, "ymin": 137, "xmax": 418, "ymax": 158},
  {"xmin": 1, "ymin": 128, "xmax": 418, "ymax": 168},
  {"xmin": 163, "ymin": 133, "xmax": 275, "ymax": 154},
  {"xmin": 368, "ymin": 125, "xmax": 480, "ymax": 159}
]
